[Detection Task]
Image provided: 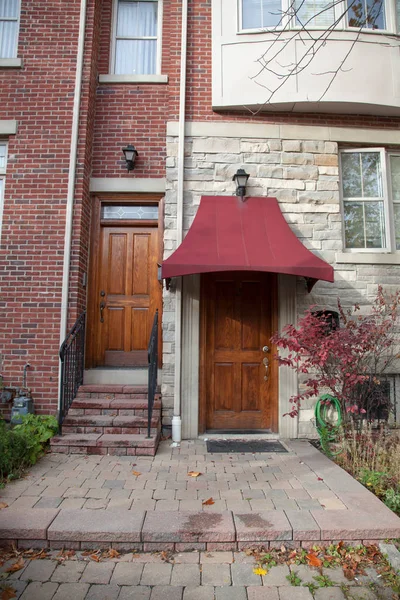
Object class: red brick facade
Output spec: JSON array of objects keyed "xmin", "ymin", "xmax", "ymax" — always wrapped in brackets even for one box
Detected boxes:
[{"xmin": 1, "ymin": 0, "xmax": 399, "ymax": 418}]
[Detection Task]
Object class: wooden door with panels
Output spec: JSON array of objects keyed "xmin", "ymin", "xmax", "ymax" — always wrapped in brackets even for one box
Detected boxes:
[
  {"xmin": 86, "ymin": 197, "xmax": 163, "ymax": 368},
  {"xmin": 200, "ymin": 271, "xmax": 278, "ymax": 432}
]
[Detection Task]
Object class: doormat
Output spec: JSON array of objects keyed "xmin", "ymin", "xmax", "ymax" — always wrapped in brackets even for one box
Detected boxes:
[{"xmin": 206, "ymin": 440, "xmax": 288, "ymax": 453}]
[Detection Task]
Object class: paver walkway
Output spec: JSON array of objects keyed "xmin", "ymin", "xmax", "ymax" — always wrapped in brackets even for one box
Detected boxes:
[
  {"xmin": 1, "ymin": 440, "xmax": 400, "ymax": 547},
  {"xmin": 0, "ymin": 550, "xmax": 395, "ymax": 600}
]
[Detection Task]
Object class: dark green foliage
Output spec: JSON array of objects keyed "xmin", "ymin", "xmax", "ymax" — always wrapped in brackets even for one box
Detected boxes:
[{"xmin": 0, "ymin": 414, "xmax": 58, "ymax": 484}]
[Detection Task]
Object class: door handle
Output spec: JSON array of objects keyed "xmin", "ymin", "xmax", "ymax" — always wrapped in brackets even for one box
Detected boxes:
[
  {"xmin": 263, "ymin": 345, "xmax": 269, "ymax": 353},
  {"xmin": 100, "ymin": 301, "xmax": 106, "ymax": 323},
  {"xmin": 263, "ymin": 357, "xmax": 269, "ymax": 381}
]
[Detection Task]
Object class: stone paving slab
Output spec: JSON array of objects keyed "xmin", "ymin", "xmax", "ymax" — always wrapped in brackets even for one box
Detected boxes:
[
  {"xmin": 311, "ymin": 509, "xmax": 400, "ymax": 540},
  {"xmin": 233, "ymin": 511, "xmax": 292, "ymax": 541},
  {"xmin": 0, "ymin": 508, "xmax": 59, "ymax": 539},
  {"xmin": 47, "ymin": 509, "xmax": 145, "ymax": 542},
  {"xmin": 143, "ymin": 511, "xmax": 236, "ymax": 542}
]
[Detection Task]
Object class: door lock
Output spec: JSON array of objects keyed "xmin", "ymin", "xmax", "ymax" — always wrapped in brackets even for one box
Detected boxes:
[{"xmin": 262, "ymin": 345, "xmax": 269, "ymax": 352}]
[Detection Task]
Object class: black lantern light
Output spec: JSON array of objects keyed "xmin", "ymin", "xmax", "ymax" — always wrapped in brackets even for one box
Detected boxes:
[
  {"xmin": 122, "ymin": 144, "xmax": 139, "ymax": 171},
  {"xmin": 232, "ymin": 168, "xmax": 249, "ymax": 199}
]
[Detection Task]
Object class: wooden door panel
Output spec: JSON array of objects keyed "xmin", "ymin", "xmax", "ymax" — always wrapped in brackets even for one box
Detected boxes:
[
  {"xmin": 107, "ymin": 307, "xmax": 125, "ymax": 350},
  {"xmin": 107, "ymin": 233, "xmax": 128, "ymax": 295},
  {"xmin": 131, "ymin": 307, "xmax": 148, "ymax": 350},
  {"xmin": 132, "ymin": 233, "xmax": 150, "ymax": 295},
  {"xmin": 202, "ymin": 272, "xmax": 278, "ymax": 432}
]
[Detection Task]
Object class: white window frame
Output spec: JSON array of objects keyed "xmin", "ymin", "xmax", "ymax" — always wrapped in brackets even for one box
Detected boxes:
[
  {"xmin": 110, "ymin": 0, "xmax": 163, "ymax": 76},
  {"xmin": 0, "ymin": 141, "xmax": 8, "ymax": 246},
  {"xmin": 339, "ymin": 147, "xmax": 400, "ymax": 253},
  {"xmin": 0, "ymin": 0, "xmax": 21, "ymax": 59},
  {"xmin": 238, "ymin": 0, "xmax": 397, "ymax": 34}
]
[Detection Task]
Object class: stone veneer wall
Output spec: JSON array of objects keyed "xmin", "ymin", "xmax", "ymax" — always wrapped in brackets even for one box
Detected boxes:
[{"xmin": 161, "ymin": 130, "xmax": 400, "ymax": 437}]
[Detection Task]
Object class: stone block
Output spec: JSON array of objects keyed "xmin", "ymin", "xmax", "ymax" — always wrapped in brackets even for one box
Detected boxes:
[
  {"xmin": 48, "ymin": 509, "xmax": 145, "ymax": 542},
  {"xmin": 20, "ymin": 582, "xmax": 59, "ymax": 600},
  {"xmin": 85, "ymin": 584, "xmax": 120, "ymax": 600},
  {"xmin": 142, "ymin": 511, "xmax": 235, "ymax": 542},
  {"xmin": 201, "ymin": 563, "xmax": 231, "ymax": 586},
  {"xmin": 183, "ymin": 587, "xmax": 215, "ymax": 600},
  {"xmin": 81, "ymin": 561, "xmax": 115, "ymax": 585},
  {"xmin": 171, "ymin": 564, "xmax": 201, "ymax": 586},
  {"xmin": 231, "ymin": 563, "xmax": 262, "ymax": 586},
  {"xmin": 0, "ymin": 508, "xmax": 59, "ymax": 539},
  {"xmin": 285, "ymin": 510, "xmax": 321, "ymax": 540},
  {"xmin": 311, "ymin": 509, "xmax": 400, "ymax": 540},
  {"xmin": 233, "ymin": 511, "xmax": 292, "ymax": 541},
  {"xmin": 215, "ymin": 588, "xmax": 247, "ymax": 600},
  {"xmin": 110, "ymin": 562, "xmax": 143, "ymax": 585},
  {"xmin": 247, "ymin": 588, "xmax": 279, "ymax": 600},
  {"xmin": 52, "ymin": 583, "xmax": 90, "ymax": 600},
  {"xmin": 140, "ymin": 563, "xmax": 172, "ymax": 585},
  {"xmin": 51, "ymin": 561, "xmax": 87, "ymax": 582}
]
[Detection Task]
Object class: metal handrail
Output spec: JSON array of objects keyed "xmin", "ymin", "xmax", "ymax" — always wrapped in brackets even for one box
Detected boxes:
[
  {"xmin": 58, "ymin": 311, "xmax": 86, "ymax": 433},
  {"xmin": 147, "ymin": 310, "xmax": 159, "ymax": 438}
]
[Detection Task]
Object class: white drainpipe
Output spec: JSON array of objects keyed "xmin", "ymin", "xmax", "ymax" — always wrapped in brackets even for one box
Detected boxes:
[
  {"xmin": 171, "ymin": 0, "xmax": 189, "ymax": 444},
  {"xmin": 58, "ymin": 0, "xmax": 87, "ymax": 411}
]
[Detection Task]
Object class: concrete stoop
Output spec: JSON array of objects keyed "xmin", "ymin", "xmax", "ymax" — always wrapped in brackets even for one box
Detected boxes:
[
  {"xmin": 1, "ymin": 508, "xmax": 400, "ymax": 551},
  {"xmin": 50, "ymin": 385, "xmax": 161, "ymax": 457}
]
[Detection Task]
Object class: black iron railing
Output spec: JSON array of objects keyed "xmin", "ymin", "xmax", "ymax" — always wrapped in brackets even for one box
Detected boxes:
[
  {"xmin": 147, "ymin": 309, "xmax": 159, "ymax": 438},
  {"xmin": 59, "ymin": 311, "xmax": 86, "ymax": 433}
]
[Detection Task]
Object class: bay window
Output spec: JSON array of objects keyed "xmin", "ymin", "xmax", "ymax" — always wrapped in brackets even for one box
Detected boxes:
[
  {"xmin": 241, "ymin": 0, "xmax": 392, "ymax": 31},
  {"xmin": 112, "ymin": 0, "xmax": 161, "ymax": 75},
  {"xmin": 0, "ymin": 0, "xmax": 20, "ymax": 58},
  {"xmin": 340, "ymin": 149, "xmax": 400, "ymax": 251}
]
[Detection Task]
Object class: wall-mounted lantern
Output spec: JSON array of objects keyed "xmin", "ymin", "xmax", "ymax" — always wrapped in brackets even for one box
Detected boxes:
[
  {"xmin": 122, "ymin": 144, "xmax": 139, "ymax": 171},
  {"xmin": 232, "ymin": 168, "xmax": 249, "ymax": 199}
]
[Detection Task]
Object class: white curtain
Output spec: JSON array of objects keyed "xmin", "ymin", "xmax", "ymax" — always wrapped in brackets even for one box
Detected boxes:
[
  {"xmin": 295, "ymin": 0, "xmax": 335, "ymax": 27},
  {"xmin": 0, "ymin": 0, "xmax": 18, "ymax": 58},
  {"xmin": 115, "ymin": 1, "xmax": 157, "ymax": 75}
]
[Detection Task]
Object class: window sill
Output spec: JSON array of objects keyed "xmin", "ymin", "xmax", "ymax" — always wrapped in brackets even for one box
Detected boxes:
[
  {"xmin": 98, "ymin": 74, "xmax": 168, "ymax": 84},
  {"xmin": 336, "ymin": 252, "xmax": 400, "ymax": 265},
  {"xmin": 0, "ymin": 58, "xmax": 23, "ymax": 69}
]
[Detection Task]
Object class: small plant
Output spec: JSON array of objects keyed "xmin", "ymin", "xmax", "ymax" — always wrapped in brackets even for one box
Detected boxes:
[
  {"xmin": 260, "ymin": 553, "xmax": 277, "ymax": 568},
  {"xmin": 303, "ymin": 582, "xmax": 319, "ymax": 594},
  {"xmin": 313, "ymin": 574, "xmax": 334, "ymax": 587},
  {"xmin": 383, "ymin": 488, "xmax": 400, "ymax": 514},
  {"xmin": 286, "ymin": 571, "xmax": 302, "ymax": 586},
  {"xmin": 359, "ymin": 469, "xmax": 388, "ymax": 496},
  {"xmin": 13, "ymin": 414, "xmax": 58, "ymax": 464}
]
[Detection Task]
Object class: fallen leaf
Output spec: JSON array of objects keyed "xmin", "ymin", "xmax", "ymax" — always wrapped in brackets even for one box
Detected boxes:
[
  {"xmin": 317, "ymin": 477, "xmax": 324, "ymax": 481},
  {"xmin": 306, "ymin": 553, "xmax": 322, "ymax": 568},
  {"xmin": 253, "ymin": 567, "xmax": 268, "ymax": 575},
  {"xmin": 90, "ymin": 554, "xmax": 100, "ymax": 562},
  {"xmin": 187, "ymin": 471, "xmax": 201, "ymax": 478},
  {"xmin": 131, "ymin": 471, "xmax": 142, "ymax": 477},
  {"xmin": 0, "ymin": 503, "xmax": 8, "ymax": 510},
  {"xmin": 343, "ymin": 565, "xmax": 355, "ymax": 580},
  {"xmin": 108, "ymin": 549, "xmax": 120, "ymax": 558},
  {"xmin": 202, "ymin": 498, "xmax": 215, "ymax": 506},
  {"xmin": 5, "ymin": 558, "xmax": 24, "ymax": 573},
  {"xmin": 1, "ymin": 585, "xmax": 16, "ymax": 600}
]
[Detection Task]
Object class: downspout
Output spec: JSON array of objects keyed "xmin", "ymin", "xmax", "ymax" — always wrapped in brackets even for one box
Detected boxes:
[
  {"xmin": 58, "ymin": 0, "xmax": 87, "ymax": 411},
  {"xmin": 171, "ymin": 0, "xmax": 189, "ymax": 444}
]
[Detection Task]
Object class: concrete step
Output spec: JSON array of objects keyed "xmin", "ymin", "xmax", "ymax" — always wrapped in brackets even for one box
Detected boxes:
[{"xmin": 50, "ymin": 432, "xmax": 160, "ymax": 456}]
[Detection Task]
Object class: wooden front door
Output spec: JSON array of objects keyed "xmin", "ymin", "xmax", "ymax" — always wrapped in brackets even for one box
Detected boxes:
[
  {"xmin": 86, "ymin": 200, "xmax": 162, "ymax": 368},
  {"xmin": 200, "ymin": 272, "xmax": 278, "ymax": 432}
]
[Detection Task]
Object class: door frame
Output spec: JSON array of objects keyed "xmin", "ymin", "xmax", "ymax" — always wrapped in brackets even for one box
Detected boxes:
[
  {"xmin": 86, "ymin": 193, "xmax": 164, "ymax": 369},
  {"xmin": 199, "ymin": 271, "xmax": 279, "ymax": 434}
]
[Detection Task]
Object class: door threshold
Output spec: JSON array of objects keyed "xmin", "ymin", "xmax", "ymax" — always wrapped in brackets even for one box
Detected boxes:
[
  {"xmin": 199, "ymin": 431, "xmax": 280, "ymax": 440},
  {"xmin": 84, "ymin": 368, "xmax": 162, "ymax": 385}
]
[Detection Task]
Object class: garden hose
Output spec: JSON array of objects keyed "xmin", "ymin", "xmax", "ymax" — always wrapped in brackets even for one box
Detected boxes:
[{"xmin": 314, "ymin": 394, "xmax": 343, "ymax": 456}]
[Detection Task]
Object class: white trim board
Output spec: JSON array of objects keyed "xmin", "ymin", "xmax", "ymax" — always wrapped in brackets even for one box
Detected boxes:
[
  {"xmin": 166, "ymin": 121, "xmax": 400, "ymax": 145},
  {"xmin": 90, "ymin": 178, "xmax": 166, "ymax": 193}
]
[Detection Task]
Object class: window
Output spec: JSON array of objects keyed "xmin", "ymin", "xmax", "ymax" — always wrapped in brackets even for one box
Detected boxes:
[
  {"xmin": 241, "ymin": 0, "xmax": 389, "ymax": 31},
  {"xmin": 112, "ymin": 0, "xmax": 161, "ymax": 75},
  {"xmin": 0, "ymin": 0, "xmax": 20, "ymax": 58},
  {"xmin": 340, "ymin": 149, "xmax": 400, "ymax": 251}
]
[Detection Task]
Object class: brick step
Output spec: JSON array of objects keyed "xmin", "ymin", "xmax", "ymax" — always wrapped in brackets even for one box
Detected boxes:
[
  {"xmin": 62, "ymin": 425, "xmax": 160, "ymax": 435},
  {"xmin": 70, "ymin": 398, "xmax": 161, "ymax": 416},
  {"xmin": 76, "ymin": 385, "xmax": 161, "ymax": 399},
  {"xmin": 50, "ymin": 432, "xmax": 160, "ymax": 456},
  {"xmin": 63, "ymin": 414, "xmax": 160, "ymax": 429}
]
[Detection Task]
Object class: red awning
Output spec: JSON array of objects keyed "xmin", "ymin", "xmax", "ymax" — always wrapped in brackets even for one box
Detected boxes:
[{"xmin": 162, "ymin": 196, "xmax": 334, "ymax": 291}]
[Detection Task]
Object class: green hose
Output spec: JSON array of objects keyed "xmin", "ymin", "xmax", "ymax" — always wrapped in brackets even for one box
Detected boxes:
[{"xmin": 314, "ymin": 394, "xmax": 342, "ymax": 456}]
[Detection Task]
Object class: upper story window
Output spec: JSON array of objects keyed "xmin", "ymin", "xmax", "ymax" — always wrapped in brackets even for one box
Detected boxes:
[
  {"xmin": 340, "ymin": 149, "xmax": 400, "ymax": 251},
  {"xmin": 0, "ymin": 0, "xmax": 20, "ymax": 58},
  {"xmin": 241, "ymin": 0, "xmax": 392, "ymax": 31},
  {"xmin": 112, "ymin": 0, "xmax": 161, "ymax": 75}
]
